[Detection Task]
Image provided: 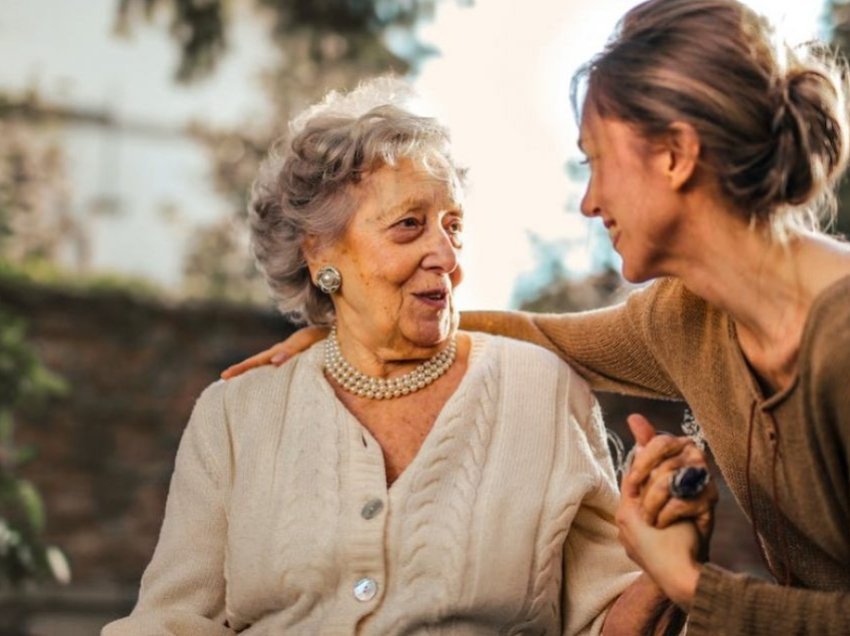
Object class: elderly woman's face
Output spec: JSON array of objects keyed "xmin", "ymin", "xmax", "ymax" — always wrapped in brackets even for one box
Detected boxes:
[{"xmin": 316, "ymin": 158, "xmax": 464, "ymax": 352}]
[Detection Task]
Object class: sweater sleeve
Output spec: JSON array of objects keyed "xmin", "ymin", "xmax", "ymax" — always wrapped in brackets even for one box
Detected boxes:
[
  {"xmin": 462, "ymin": 280, "xmax": 681, "ymax": 399},
  {"xmin": 559, "ymin": 380, "xmax": 642, "ymax": 636},
  {"xmin": 688, "ymin": 564, "xmax": 850, "ymax": 635},
  {"xmin": 102, "ymin": 381, "xmax": 236, "ymax": 636}
]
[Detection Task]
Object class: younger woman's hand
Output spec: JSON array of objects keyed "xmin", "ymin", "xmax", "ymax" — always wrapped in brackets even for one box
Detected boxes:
[
  {"xmin": 615, "ymin": 492, "xmax": 702, "ymax": 610},
  {"xmin": 220, "ymin": 326, "xmax": 328, "ymax": 379}
]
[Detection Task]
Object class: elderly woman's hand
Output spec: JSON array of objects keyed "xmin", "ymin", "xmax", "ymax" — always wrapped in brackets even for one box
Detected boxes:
[
  {"xmin": 221, "ymin": 326, "xmax": 328, "ymax": 379},
  {"xmin": 622, "ymin": 414, "xmax": 717, "ymax": 541}
]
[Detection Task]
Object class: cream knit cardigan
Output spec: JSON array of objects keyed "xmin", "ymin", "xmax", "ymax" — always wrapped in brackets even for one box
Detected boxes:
[{"xmin": 103, "ymin": 333, "xmax": 638, "ymax": 635}]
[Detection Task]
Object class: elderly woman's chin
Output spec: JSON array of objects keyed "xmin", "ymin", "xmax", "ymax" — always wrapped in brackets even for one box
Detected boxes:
[{"xmin": 399, "ymin": 301, "xmax": 459, "ymax": 349}]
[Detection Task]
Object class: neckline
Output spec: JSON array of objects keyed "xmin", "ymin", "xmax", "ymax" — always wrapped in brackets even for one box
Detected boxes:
[
  {"xmin": 308, "ymin": 331, "xmax": 492, "ymax": 494},
  {"xmin": 728, "ymin": 272, "xmax": 850, "ymax": 408}
]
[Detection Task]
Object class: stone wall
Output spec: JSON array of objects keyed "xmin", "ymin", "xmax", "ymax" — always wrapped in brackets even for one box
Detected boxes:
[
  {"xmin": 1, "ymin": 278, "xmax": 294, "ymax": 626},
  {"xmin": 0, "ymin": 278, "xmax": 765, "ymax": 628}
]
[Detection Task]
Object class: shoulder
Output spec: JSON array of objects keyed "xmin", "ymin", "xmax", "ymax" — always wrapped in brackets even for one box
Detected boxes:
[
  {"xmin": 803, "ymin": 275, "xmax": 850, "ymax": 395},
  {"xmin": 474, "ymin": 331, "xmax": 582, "ymax": 379},
  {"xmin": 220, "ymin": 341, "xmax": 324, "ymax": 404},
  {"xmin": 806, "ymin": 274, "xmax": 850, "ymax": 345},
  {"xmin": 626, "ymin": 277, "xmax": 717, "ymax": 329},
  {"xmin": 623, "ymin": 278, "xmax": 727, "ymax": 371},
  {"xmin": 194, "ymin": 342, "xmax": 328, "ymax": 439},
  {"xmin": 472, "ymin": 331, "xmax": 596, "ymax": 413}
]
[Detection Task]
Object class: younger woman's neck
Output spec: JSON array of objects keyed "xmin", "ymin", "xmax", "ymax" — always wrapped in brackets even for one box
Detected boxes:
[{"xmin": 668, "ymin": 213, "xmax": 850, "ymax": 387}]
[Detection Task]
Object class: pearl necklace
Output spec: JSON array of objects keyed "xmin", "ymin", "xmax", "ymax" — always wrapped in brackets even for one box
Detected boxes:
[{"xmin": 324, "ymin": 326, "xmax": 457, "ymax": 399}]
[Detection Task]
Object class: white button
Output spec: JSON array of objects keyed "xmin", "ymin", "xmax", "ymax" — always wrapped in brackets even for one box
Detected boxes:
[
  {"xmin": 353, "ymin": 577, "xmax": 378, "ymax": 602},
  {"xmin": 361, "ymin": 499, "xmax": 384, "ymax": 520}
]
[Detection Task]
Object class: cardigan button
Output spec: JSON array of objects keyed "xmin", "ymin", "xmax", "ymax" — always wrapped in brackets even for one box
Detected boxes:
[
  {"xmin": 353, "ymin": 577, "xmax": 378, "ymax": 602},
  {"xmin": 361, "ymin": 499, "xmax": 384, "ymax": 520}
]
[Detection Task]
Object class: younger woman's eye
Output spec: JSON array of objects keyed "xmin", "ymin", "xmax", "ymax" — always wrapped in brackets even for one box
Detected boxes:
[{"xmin": 447, "ymin": 220, "xmax": 463, "ymax": 235}]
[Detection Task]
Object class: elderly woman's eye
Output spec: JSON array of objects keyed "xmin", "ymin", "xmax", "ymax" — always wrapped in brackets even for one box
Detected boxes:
[{"xmin": 397, "ymin": 217, "xmax": 421, "ymax": 229}]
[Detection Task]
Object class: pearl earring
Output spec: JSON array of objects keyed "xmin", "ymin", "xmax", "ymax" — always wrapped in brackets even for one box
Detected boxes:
[{"xmin": 315, "ymin": 266, "xmax": 342, "ymax": 294}]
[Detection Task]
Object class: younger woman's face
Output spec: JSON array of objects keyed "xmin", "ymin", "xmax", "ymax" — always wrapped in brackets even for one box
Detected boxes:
[{"xmin": 578, "ymin": 107, "xmax": 686, "ymax": 283}]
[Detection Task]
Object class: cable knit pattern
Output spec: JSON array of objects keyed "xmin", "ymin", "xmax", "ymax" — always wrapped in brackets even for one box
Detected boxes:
[
  {"xmin": 103, "ymin": 333, "xmax": 639, "ymax": 636},
  {"xmin": 470, "ymin": 275, "xmax": 850, "ymax": 635},
  {"xmin": 384, "ymin": 338, "xmax": 499, "ymax": 634}
]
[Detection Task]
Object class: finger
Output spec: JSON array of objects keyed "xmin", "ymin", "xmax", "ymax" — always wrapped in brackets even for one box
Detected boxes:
[
  {"xmin": 644, "ymin": 448, "xmax": 714, "ymax": 521},
  {"xmin": 627, "ymin": 413, "xmax": 657, "ymax": 447},
  {"xmin": 678, "ymin": 443, "xmax": 709, "ymax": 466},
  {"xmin": 268, "ymin": 343, "xmax": 294, "ymax": 365},
  {"xmin": 270, "ymin": 327, "xmax": 328, "ymax": 364},
  {"xmin": 614, "ymin": 495, "xmax": 653, "ymax": 566},
  {"xmin": 221, "ymin": 349, "xmax": 278, "ymax": 380},
  {"xmin": 622, "ymin": 436, "xmax": 691, "ymax": 498},
  {"xmin": 655, "ymin": 496, "xmax": 713, "ymax": 529},
  {"xmin": 627, "ymin": 435, "xmax": 693, "ymax": 490},
  {"xmin": 639, "ymin": 456, "xmax": 688, "ymax": 522},
  {"xmin": 640, "ymin": 443, "xmax": 708, "ymax": 498},
  {"xmin": 615, "ymin": 488, "xmax": 644, "ymax": 531},
  {"xmin": 695, "ymin": 504, "xmax": 716, "ymax": 548}
]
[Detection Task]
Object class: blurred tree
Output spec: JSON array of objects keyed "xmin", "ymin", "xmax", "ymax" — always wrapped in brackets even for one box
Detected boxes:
[
  {"xmin": 518, "ymin": 267, "xmax": 625, "ymax": 314},
  {"xmin": 116, "ymin": 0, "xmax": 465, "ymax": 303},
  {"xmin": 182, "ymin": 215, "xmax": 269, "ymax": 302},
  {"xmin": 0, "ymin": 311, "xmax": 69, "ymax": 590},
  {"xmin": 0, "ymin": 112, "xmax": 78, "ymax": 269},
  {"xmin": 114, "ymin": 0, "xmax": 440, "ymax": 84},
  {"xmin": 827, "ymin": 0, "xmax": 850, "ymax": 238}
]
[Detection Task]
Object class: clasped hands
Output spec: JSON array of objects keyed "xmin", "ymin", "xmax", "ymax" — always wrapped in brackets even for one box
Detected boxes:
[{"xmin": 617, "ymin": 414, "xmax": 718, "ymax": 610}]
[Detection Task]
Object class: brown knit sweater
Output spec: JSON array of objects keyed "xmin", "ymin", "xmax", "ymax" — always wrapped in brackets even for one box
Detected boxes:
[{"xmin": 465, "ymin": 275, "xmax": 850, "ymax": 635}]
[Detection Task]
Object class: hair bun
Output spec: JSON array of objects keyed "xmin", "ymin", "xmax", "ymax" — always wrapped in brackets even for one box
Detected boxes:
[{"xmin": 766, "ymin": 63, "xmax": 849, "ymax": 211}]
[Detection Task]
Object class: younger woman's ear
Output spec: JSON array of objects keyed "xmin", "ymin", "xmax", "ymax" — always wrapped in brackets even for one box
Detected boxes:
[{"xmin": 664, "ymin": 122, "xmax": 701, "ymax": 190}]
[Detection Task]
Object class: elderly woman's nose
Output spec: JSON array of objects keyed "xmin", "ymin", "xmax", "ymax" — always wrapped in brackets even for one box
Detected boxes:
[{"xmin": 422, "ymin": 225, "xmax": 460, "ymax": 272}]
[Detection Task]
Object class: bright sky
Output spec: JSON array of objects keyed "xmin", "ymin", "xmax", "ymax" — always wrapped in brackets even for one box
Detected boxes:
[
  {"xmin": 0, "ymin": 0, "xmax": 827, "ymax": 309},
  {"xmin": 413, "ymin": 0, "xmax": 828, "ymax": 309}
]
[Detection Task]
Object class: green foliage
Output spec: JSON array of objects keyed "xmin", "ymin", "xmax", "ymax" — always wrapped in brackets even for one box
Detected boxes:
[
  {"xmin": 0, "ymin": 258, "xmax": 167, "ymax": 302},
  {"xmin": 0, "ymin": 310, "xmax": 69, "ymax": 589},
  {"xmin": 829, "ymin": 0, "xmax": 850, "ymax": 237},
  {"xmin": 115, "ymin": 0, "xmax": 444, "ymax": 83}
]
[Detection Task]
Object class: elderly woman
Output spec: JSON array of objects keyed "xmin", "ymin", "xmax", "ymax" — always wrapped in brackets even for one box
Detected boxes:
[{"xmin": 103, "ymin": 80, "xmax": 684, "ymax": 635}]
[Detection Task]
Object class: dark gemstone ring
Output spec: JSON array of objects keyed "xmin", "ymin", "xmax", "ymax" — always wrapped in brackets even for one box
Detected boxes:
[{"xmin": 669, "ymin": 466, "xmax": 710, "ymax": 500}]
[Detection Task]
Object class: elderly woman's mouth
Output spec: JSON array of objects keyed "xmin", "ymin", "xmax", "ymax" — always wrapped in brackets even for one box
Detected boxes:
[{"xmin": 413, "ymin": 289, "xmax": 450, "ymax": 308}]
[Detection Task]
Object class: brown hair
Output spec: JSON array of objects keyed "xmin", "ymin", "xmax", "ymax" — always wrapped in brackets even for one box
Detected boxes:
[{"xmin": 572, "ymin": 0, "xmax": 850, "ymax": 233}]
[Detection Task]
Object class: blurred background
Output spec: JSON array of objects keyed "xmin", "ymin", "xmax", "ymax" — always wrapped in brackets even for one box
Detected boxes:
[{"xmin": 1, "ymin": 0, "xmax": 849, "ymax": 633}]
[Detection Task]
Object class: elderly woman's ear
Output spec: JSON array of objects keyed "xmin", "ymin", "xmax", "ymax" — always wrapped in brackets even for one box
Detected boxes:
[
  {"xmin": 302, "ymin": 235, "xmax": 328, "ymax": 280},
  {"xmin": 303, "ymin": 235, "xmax": 344, "ymax": 296}
]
